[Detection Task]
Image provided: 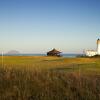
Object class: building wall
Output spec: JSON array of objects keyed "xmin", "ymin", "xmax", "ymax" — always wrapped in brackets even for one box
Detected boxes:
[
  {"xmin": 85, "ymin": 50, "xmax": 97, "ymax": 57},
  {"xmin": 97, "ymin": 39, "xmax": 100, "ymax": 55}
]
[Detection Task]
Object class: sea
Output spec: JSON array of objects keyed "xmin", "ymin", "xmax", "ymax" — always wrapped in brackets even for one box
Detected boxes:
[{"xmin": 0, "ymin": 54, "xmax": 82, "ymax": 58}]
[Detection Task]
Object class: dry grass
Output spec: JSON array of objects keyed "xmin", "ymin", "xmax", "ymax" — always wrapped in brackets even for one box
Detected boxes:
[{"xmin": 0, "ymin": 56, "xmax": 100, "ymax": 100}]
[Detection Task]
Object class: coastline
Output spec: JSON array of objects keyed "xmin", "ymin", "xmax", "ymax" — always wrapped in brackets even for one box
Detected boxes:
[{"xmin": 0, "ymin": 53, "xmax": 81, "ymax": 58}]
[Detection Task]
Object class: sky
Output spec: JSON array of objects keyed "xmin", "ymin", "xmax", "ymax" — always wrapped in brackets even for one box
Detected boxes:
[{"xmin": 0, "ymin": 0, "xmax": 100, "ymax": 54}]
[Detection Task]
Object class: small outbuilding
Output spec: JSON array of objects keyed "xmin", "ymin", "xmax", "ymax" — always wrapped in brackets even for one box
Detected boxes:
[{"xmin": 47, "ymin": 48, "xmax": 62, "ymax": 57}]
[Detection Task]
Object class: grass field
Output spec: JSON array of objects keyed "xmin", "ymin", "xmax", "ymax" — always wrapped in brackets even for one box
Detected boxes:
[{"xmin": 0, "ymin": 56, "xmax": 100, "ymax": 100}]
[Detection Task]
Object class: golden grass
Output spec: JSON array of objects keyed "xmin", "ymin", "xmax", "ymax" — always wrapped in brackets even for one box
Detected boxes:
[{"xmin": 0, "ymin": 56, "xmax": 100, "ymax": 100}]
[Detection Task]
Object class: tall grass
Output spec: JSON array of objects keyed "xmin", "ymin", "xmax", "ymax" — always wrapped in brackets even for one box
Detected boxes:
[
  {"xmin": 0, "ymin": 56, "xmax": 100, "ymax": 100},
  {"xmin": 0, "ymin": 67, "xmax": 100, "ymax": 100}
]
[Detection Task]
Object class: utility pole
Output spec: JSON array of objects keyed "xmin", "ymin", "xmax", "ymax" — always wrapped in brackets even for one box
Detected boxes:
[{"xmin": 2, "ymin": 51, "xmax": 3, "ymax": 67}]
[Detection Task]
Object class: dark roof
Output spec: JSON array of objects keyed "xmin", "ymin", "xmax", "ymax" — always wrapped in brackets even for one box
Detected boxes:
[{"xmin": 47, "ymin": 48, "xmax": 61, "ymax": 54}]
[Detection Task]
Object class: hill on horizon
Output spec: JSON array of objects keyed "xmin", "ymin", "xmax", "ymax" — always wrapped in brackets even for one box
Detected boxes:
[{"xmin": 6, "ymin": 50, "xmax": 20, "ymax": 55}]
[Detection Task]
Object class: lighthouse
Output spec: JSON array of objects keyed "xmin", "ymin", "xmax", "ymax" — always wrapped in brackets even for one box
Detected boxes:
[
  {"xmin": 85, "ymin": 38, "xmax": 100, "ymax": 57},
  {"xmin": 97, "ymin": 38, "xmax": 100, "ymax": 55}
]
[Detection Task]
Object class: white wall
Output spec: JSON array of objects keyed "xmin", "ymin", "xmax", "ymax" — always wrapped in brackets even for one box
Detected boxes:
[
  {"xmin": 85, "ymin": 50, "xmax": 97, "ymax": 57},
  {"xmin": 97, "ymin": 43, "xmax": 100, "ymax": 55}
]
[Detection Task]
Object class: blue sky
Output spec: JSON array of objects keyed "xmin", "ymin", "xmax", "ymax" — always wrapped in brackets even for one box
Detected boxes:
[{"xmin": 0, "ymin": 0, "xmax": 100, "ymax": 53}]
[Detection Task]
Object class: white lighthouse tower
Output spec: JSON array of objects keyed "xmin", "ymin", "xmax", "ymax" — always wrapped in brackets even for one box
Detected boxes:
[{"xmin": 97, "ymin": 38, "xmax": 100, "ymax": 55}]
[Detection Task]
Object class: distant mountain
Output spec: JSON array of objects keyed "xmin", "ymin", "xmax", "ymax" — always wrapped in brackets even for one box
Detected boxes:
[{"xmin": 6, "ymin": 50, "xmax": 20, "ymax": 55}]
